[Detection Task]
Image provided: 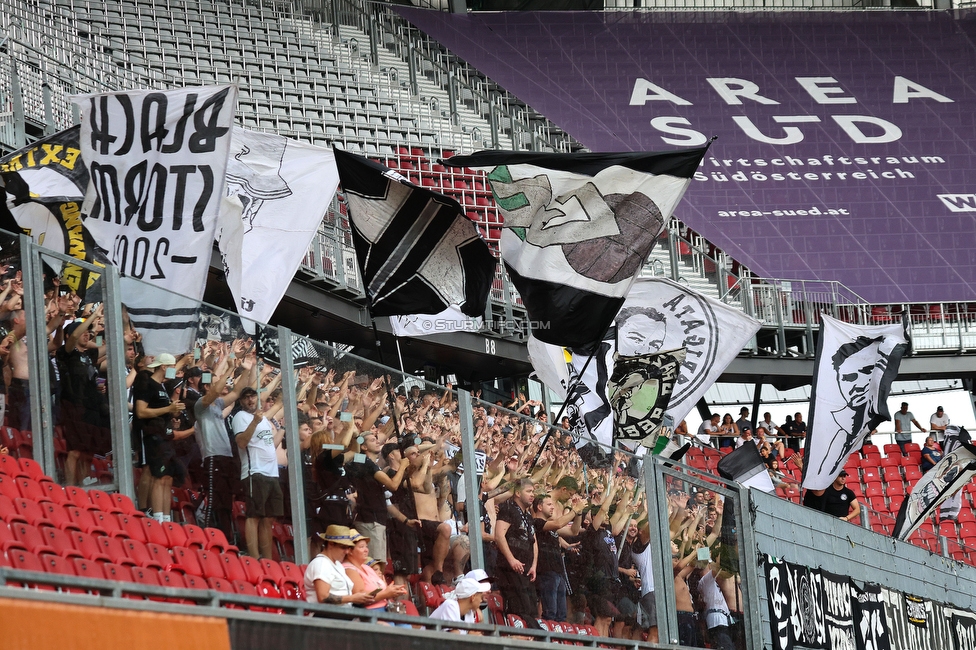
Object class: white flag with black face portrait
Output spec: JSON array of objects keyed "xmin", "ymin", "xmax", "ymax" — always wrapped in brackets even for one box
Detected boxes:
[
  {"xmin": 803, "ymin": 313, "xmax": 911, "ymax": 490},
  {"xmin": 76, "ymin": 86, "xmax": 237, "ymax": 355}
]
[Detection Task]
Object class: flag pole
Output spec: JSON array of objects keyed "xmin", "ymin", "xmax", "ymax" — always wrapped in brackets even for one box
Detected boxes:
[
  {"xmin": 364, "ymin": 303, "xmax": 403, "ymax": 443},
  {"xmin": 531, "ymin": 324, "xmax": 614, "ymax": 469}
]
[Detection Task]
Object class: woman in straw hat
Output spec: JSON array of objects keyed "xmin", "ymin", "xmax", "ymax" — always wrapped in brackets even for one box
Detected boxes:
[{"xmin": 304, "ymin": 525, "xmax": 375, "ymax": 606}]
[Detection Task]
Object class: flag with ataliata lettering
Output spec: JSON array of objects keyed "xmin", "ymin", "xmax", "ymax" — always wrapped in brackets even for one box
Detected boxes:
[
  {"xmin": 803, "ymin": 313, "xmax": 911, "ymax": 491},
  {"xmin": 443, "ymin": 147, "xmax": 709, "ymax": 347},
  {"xmin": 334, "ymin": 148, "xmax": 496, "ymax": 318}
]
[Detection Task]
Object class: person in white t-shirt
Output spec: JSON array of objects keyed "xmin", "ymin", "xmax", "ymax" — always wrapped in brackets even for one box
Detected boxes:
[
  {"xmin": 929, "ymin": 407, "xmax": 949, "ymax": 442},
  {"xmin": 429, "ymin": 577, "xmax": 491, "ymax": 633},
  {"xmin": 304, "ymin": 525, "xmax": 375, "ymax": 607},
  {"xmin": 697, "ymin": 414, "xmax": 720, "ymax": 447},
  {"xmin": 233, "ymin": 387, "xmax": 285, "ymax": 559}
]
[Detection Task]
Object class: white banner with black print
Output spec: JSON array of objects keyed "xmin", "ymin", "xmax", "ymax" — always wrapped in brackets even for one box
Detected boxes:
[{"xmin": 76, "ymin": 85, "xmax": 237, "ymax": 355}]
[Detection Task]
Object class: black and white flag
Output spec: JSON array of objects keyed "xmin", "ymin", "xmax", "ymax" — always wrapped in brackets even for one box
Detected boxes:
[
  {"xmin": 76, "ymin": 86, "xmax": 237, "ymax": 355},
  {"xmin": 0, "ymin": 126, "xmax": 103, "ymax": 294},
  {"xmin": 803, "ymin": 314, "xmax": 911, "ymax": 490},
  {"xmin": 334, "ymin": 149, "xmax": 496, "ymax": 318},
  {"xmin": 852, "ymin": 582, "xmax": 891, "ymax": 650},
  {"xmin": 607, "ymin": 348, "xmax": 684, "ymax": 446},
  {"xmin": 717, "ymin": 442, "xmax": 775, "ymax": 493},
  {"xmin": 893, "ymin": 425, "xmax": 976, "ymax": 540},
  {"xmin": 218, "ymin": 128, "xmax": 339, "ymax": 326},
  {"xmin": 763, "ymin": 555, "xmax": 827, "ymax": 650},
  {"xmin": 444, "ymin": 148, "xmax": 708, "ymax": 348}
]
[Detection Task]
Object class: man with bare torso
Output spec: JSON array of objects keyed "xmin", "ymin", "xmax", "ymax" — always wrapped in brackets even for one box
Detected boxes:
[{"xmin": 410, "ymin": 447, "xmax": 452, "ymax": 582}]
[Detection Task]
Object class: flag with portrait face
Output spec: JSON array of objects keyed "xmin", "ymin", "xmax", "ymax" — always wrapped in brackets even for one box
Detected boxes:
[{"xmin": 803, "ymin": 313, "xmax": 911, "ymax": 490}]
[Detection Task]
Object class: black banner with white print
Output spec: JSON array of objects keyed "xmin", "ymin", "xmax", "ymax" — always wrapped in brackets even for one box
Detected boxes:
[{"xmin": 763, "ymin": 555, "xmax": 973, "ymax": 650}]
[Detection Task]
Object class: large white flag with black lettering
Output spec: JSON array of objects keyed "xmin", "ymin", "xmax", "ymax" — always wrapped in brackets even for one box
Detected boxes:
[
  {"xmin": 76, "ymin": 86, "xmax": 237, "ymax": 355},
  {"xmin": 218, "ymin": 128, "xmax": 339, "ymax": 327},
  {"xmin": 803, "ymin": 314, "xmax": 911, "ymax": 490}
]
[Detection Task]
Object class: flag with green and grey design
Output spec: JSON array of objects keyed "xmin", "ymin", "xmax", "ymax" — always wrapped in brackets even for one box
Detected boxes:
[{"xmin": 444, "ymin": 147, "xmax": 709, "ymax": 347}]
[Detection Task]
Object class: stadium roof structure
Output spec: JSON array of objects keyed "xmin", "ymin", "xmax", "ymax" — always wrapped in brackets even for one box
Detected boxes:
[{"xmin": 397, "ymin": 8, "xmax": 976, "ymax": 306}]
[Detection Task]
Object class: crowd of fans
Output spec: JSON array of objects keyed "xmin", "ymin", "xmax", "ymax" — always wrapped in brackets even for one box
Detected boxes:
[{"xmin": 0, "ymin": 240, "xmax": 946, "ymax": 648}]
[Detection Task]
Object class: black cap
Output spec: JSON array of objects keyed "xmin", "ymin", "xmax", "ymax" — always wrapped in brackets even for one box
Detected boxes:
[
  {"xmin": 838, "ymin": 470, "xmax": 849, "ymax": 477},
  {"xmin": 185, "ymin": 367, "xmax": 203, "ymax": 379},
  {"xmin": 937, "ymin": 406, "xmax": 944, "ymax": 412}
]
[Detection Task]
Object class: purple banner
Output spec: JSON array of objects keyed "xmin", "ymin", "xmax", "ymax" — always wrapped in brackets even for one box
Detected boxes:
[{"xmin": 398, "ymin": 9, "xmax": 976, "ymax": 304}]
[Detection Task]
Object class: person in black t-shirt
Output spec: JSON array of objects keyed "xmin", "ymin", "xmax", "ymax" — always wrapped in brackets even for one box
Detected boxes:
[
  {"xmin": 803, "ymin": 471, "xmax": 860, "ymax": 523},
  {"xmin": 495, "ymin": 477, "xmax": 541, "ymax": 629},
  {"xmin": 532, "ymin": 493, "xmax": 583, "ymax": 622},
  {"xmin": 133, "ymin": 353, "xmax": 188, "ymax": 523},
  {"xmin": 347, "ymin": 431, "xmax": 408, "ymax": 574}
]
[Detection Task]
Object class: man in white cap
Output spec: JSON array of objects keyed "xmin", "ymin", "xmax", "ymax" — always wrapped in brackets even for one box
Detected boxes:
[
  {"xmin": 133, "ymin": 352, "xmax": 187, "ymax": 523},
  {"xmin": 429, "ymin": 576, "xmax": 491, "ymax": 632}
]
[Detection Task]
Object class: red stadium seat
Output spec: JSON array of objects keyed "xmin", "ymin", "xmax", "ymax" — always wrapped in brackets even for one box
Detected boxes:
[
  {"xmin": 939, "ymin": 521, "xmax": 958, "ymax": 538},
  {"xmin": 418, "ymin": 581, "xmax": 443, "ymax": 611},
  {"xmin": 91, "ymin": 511, "xmax": 125, "ymax": 538},
  {"xmin": 73, "ymin": 557, "xmax": 106, "ymax": 581},
  {"xmin": 904, "ymin": 466, "xmax": 923, "ymax": 481},
  {"xmin": 68, "ymin": 531, "xmax": 112, "ymax": 564},
  {"xmin": 196, "ymin": 548, "xmax": 226, "ymax": 580},
  {"xmin": 868, "ymin": 496, "xmax": 887, "ymax": 513},
  {"xmin": 110, "ymin": 493, "xmax": 142, "ymax": 517},
  {"xmin": 238, "ymin": 555, "xmax": 265, "ymax": 585},
  {"xmin": 219, "ymin": 553, "xmax": 249, "ymax": 583},
  {"xmin": 279, "ymin": 561, "xmax": 303, "ymax": 585},
  {"xmin": 888, "ymin": 496, "xmax": 905, "ymax": 513},
  {"xmin": 171, "ymin": 546, "xmax": 204, "ymax": 576},
  {"xmin": 95, "ymin": 534, "xmax": 136, "ymax": 566},
  {"xmin": 881, "ymin": 467, "xmax": 902, "ymax": 483},
  {"xmin": 15, "ymin": 478, "xmax": 46, "ymax": 503},
  {"xmin": 905, "ymin": 443, "xmax": 921, "ymax": 454},
  {"xmin": 203, "ymin": 527, "xmax": 238, "ymax": 554},
  {"xmin": 0, "ymin": 474, "xmax": 22, "ymax": 500},
  {"xmin": 20, "ymin": 456, "xmax": 44, "ymax": 481},
  {"xmin": 64, "ymin": 487, "xmax": 95, "ymax": 510},
  {"xmin": 886, "ymin": 482, "xmax": 906, "ymax": 498},
  {"xmin": 118, "ymin": 515, "xmax": 148, "ymax": 543},
  {"xmin": 88, "ymin": 490, "xmax": 121, "ymax": 514},
  {"xmin": 140, "ymin": 518, "xmax": 170, "ymax": 547},
  {"xmin": 162, "ymin": 522, "xmax": 189, "ymax": 548},
  {"xmin": 862, "ymin": 467, "xmax": 881, "ymax": 483},
  {"xmin": 860, "ymin": 444, "xmax": 879, "ymax": 457},
  {"xmin": 101, "ymin": 562, "xmax": 135, "ymax": 584},
  {"xmin": 145, "ymin": 543, "xmax": 174, "ymax": 570},
  {"xmin": 64, "ymin": 506, "xmax": 109, "ymax": 536},
  {"xmin": 864, "ymin": 483, "xmax": 884, "ymax": 499},
  {"xmin": 38, "ymin": 525, "xmax": 83, "ymax": 559},
  {"xmin": 0, "ymin": 520, "xmax": 26, "ymax": 552},
  {"xmin": 120, "ymin": 538, "xmax": 162, "ymax": 570},
  {"xmin": 959, "ymin": 522, "xmax": 976, "ymax": 539},
  {"xmin": 11, "ymin": 522, "xmax": 56, "ymax": 556},
  {"xmin": 183, "ymin": 574, "xmax": 209, "ymax": 590},
  {"xmin": 883, "ymin": 444, "xmax": 901, "ymax": 456},
  {"xmin": 38, "ymin": 481, "xmax": 68, "ymax": 506},
  {"xmin": 260, "ymin": 558, "xmax": 286, "ymax": 584},
  {"xmin": 13, "ymin": 497, "xmax": 50, "ymax": 527},
  {"xmin": 183, "ymin": 524, "xmax": 209, "ymax": 550},
  {"xmin": 0, "ymin": 453, "xmax": 21, "ymax": 476}
]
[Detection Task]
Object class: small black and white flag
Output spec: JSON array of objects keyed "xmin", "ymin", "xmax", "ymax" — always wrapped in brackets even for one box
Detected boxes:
[
  {"xmin": 803, "ymin": 313, "xmax": 911, "ymax": 490},
  {"xmin": 717, "ymin": 442, "xmax": 775, "ymax": 493},
  {"xmin": 893, "ymin": 425, "xmax": 976, "ymax": 540},
  {"xmin": 444, "ymin": 147, "xmax": 709, "ymax": 348},
  {"xmin": 334, "ymin": 149, "xmax": 496, "ymax": 318}
]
